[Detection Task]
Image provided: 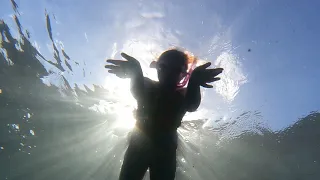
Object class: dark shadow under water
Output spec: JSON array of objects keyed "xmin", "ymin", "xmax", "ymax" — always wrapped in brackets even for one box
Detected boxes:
[{"xmin": 1, "ymin": 1, "xmax": 319, "ymax": 180}]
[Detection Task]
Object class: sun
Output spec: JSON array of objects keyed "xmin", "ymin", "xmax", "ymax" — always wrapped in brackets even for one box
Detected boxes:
[
  {"xmin": 113, "ymin": 106, "xmax": 136, "ymax": 129},
  {"xmin": 102, "ymin": 75, "xmax": 137, "ymax": 130}
]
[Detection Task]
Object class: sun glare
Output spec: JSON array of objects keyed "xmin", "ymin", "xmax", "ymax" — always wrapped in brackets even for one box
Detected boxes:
[
  {"xmin": 102, "ymin": 77, "xmax": 137, "ymax": 130},
  {"xmin": 114, "ymin": 106, "xmax": 136, "ymax": 129},
  {"xmin": 103, "ymin": 40, "xmax": 161, "ymax": 130}
]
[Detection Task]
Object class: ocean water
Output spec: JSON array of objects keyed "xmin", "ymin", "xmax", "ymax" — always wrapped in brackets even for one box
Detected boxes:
[{"xmin": 0, "ymin": 0, "xmax": 319, "ymax": 180}]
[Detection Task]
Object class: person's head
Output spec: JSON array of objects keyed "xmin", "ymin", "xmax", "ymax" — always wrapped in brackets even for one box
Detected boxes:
[{"xmin": 150, "ymin": 49, "xmax": 192, "ymax": 88}]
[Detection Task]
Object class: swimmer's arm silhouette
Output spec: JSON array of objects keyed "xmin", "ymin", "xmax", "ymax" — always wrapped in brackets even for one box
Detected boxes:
[
  {"xmin": 185, "ymin": 62, "xmax": 223, "ymax": 112},
  {"xmin": 105, "ymin": 53, "xmax": 145, "ymax": 100}
]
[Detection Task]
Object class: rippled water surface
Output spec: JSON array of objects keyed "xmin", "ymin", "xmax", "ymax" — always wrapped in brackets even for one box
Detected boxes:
[{"xmin": 1, "ymin": 0, "xmax": 320, "ymax": 180}]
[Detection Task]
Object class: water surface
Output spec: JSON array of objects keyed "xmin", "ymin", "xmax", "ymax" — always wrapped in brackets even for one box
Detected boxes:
[{"xmin": 0, "ymin": 0, "xmax": 319, "ymax": 179}]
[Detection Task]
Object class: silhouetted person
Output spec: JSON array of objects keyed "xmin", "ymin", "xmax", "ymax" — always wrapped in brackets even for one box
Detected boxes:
[{"xmin": 105, "ymin": 49, "xmax": 223, "ymax": 180}]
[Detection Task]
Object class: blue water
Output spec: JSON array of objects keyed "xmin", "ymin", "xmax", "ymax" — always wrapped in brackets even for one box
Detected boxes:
[{"xmin": 1, "ymin": 0, "xmax": 319, "ymax": 179}]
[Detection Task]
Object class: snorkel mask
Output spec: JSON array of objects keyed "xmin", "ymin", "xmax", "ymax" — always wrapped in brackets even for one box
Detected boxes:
[{"xmin": 150, "ymin": 50, "xmax": 198, "ymax": 89}]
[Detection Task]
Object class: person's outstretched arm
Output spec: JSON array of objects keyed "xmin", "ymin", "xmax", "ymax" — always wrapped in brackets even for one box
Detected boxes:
[
  {"xmin": 130, "ymin": 67, "xmax": 145, "ymax": 101},
  {"xmin": 105, "ymin": 53, "xmax": 145, "ymax": 101},
  {"xmin": 184, "ymin": 62, "xmax": 223, "ymax": 112},
  {"xmin": 184, "ymin": 80, "xmax": 201, "ymax": 112}
]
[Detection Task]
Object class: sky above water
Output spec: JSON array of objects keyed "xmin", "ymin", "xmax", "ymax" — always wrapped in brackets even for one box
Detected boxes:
[{"xmin": 1, "ymin": 0, "xmax": 319, "ymax": 130}]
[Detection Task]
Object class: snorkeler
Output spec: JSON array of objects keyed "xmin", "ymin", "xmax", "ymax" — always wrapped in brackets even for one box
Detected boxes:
[{"xmin": 105, "ymin": 49, "xmax": 223, "ymax": 180}]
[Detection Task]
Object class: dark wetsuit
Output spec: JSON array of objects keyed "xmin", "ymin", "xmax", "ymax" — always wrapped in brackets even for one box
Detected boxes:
[{"xmin": 119, "ymin": 77, "xmax": 187, "ymax": 180}]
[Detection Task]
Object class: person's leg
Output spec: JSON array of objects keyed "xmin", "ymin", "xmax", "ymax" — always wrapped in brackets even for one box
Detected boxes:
[
  {"xmin": 149, "ymin": 135, "xmax": 177, "ymax": 180},
  {"xmin": 119, "ymin": 130, "xmax": 151, "ymax": 180}
]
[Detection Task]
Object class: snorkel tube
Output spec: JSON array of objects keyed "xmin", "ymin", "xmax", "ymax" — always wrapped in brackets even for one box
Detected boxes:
[
  {"xmin": 176, "ymin": 51, "xmax": 197, "ymax": 89},
  {"xmin": 176, "ymin": 60, "xmax": 197, "ymax": 89}
]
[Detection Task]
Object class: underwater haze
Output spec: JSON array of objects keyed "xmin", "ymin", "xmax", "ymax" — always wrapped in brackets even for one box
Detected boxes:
[{"xmin": 0, "ymin": 0, "xmax": 319, "ymax": 179}]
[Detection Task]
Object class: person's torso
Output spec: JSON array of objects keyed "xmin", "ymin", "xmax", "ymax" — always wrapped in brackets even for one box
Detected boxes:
[{"xmin": 135, "ymin": 78, "xmax": 186, "ymax": 136}]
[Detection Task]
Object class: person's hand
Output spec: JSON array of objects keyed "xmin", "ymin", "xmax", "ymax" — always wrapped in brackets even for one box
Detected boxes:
[
  {"xmin": 105, "ymin": 53, "xmax": 142, "ymax": 78},
  {"xmin": 189, "ymin": 62, "xmax": 223, "ymax": 88}
]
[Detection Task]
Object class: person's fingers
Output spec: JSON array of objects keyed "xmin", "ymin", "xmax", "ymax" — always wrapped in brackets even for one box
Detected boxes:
[
  {"xmin": 201, "ymin": 83, "xmax": 213, "ymax": 88},
  {"xmin": 108, "ymin": 69, "xmax": 128, "ymax": 78},
  {"xmin": 210, "ymin": 68, "xmax": 224, "ymax": 74},
  {"xmin": 213, "ymin": 77, "xmax": 221, "ymax": 81},
  {"xmin": 108, "ymin": 69, "xmax": 117, "ymax": 74},
  {"xmin": 116, "ymin": 73, "xmax": 127, "ymax": 78},
  {"xmin": 108, "ymin": 68, "xmax": 124, "ymax": 74},
  {"xmin": 106, "ymin": 59, "xmax": 127, "ymax": 65},
  {"xmin": 198, "ymin": 62, "xmax": 211, "ymax": 70},
  {"xmin": 206, "ymin": 77, "xmax": 221, "ymax": 83},
  {"xmin": 206, "ymin": 68, "xmax": 224, "ymax": 76},
  {"xmin": 121, "ymin": 53, "xmax": 136, "ymax": 62},
  {"xmin": 105, "ymin": 65, "xmax": 120, "ymax": 70}
]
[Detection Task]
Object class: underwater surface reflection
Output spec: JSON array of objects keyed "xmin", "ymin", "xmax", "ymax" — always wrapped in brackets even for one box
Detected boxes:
[{"xmin": 1, "ymin": 0, "xmax": 319, "ymax": 180}]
